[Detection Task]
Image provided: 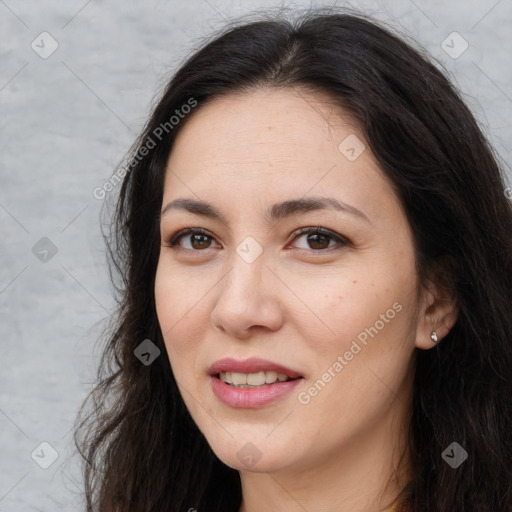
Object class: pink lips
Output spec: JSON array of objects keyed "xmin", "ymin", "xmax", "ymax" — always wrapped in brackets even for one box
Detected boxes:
[{"xmin": 208, "ymin": 357, "xmax": 304, "ymax": 409}]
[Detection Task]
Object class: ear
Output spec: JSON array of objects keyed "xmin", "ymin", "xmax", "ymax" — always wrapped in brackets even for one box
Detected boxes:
[{"xmin": 415, "ymin": 263, "xmax": 458, "ymax": 350}]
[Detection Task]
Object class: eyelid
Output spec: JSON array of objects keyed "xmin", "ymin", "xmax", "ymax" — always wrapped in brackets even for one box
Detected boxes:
[{"xmin": 164, "ymin": 226, "xmax": 350, "ymax": 252}]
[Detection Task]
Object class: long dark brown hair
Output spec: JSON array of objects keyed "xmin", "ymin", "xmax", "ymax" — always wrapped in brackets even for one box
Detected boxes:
[{"xmin": 74, "ymin": 7, "xmax": 512, "ymax": 512}]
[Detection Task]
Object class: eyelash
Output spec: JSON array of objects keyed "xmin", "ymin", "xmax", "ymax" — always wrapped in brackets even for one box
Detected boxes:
[{"xmin": 163, "ymin": 226, "xmax": 350, "ymax": 254}]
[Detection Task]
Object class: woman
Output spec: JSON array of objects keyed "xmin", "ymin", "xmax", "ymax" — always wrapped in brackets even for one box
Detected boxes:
[{"xmin": 74, "ymin": 8, "xmax": 512, "ymax": 512}]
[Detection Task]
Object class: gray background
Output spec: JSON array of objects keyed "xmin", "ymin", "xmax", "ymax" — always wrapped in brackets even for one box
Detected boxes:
[{"xmin": 1, "ymin": 0, "xmax": 511, "ymax": 510}]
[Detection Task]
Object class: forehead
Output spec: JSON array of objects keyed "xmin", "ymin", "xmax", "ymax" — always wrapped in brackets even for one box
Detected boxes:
[
  {"xmin": 168, "ymin": 87, "xmax": 359, "ymax": 167},
  {"xmin": 162, "ymin": 88, "xmax": 397, "ymax": 224}
]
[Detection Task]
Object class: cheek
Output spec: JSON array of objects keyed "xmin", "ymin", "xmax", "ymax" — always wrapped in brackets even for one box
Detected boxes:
[
  {"xmin": 154, "ymin": 261, "xmax": 207, "ymax": 368},
  {"xmin": 297, "ymin": 256, "xmax": 418, "ymax": 407},
  {"xmin": 299, "ymin": 265, "xmax": 411, "ymax": 350},
  {"xmin": 295, "ymin": 285, "xmax": 416, "ymax": 439}
]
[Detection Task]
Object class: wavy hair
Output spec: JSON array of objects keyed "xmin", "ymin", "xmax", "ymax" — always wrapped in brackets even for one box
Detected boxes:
[{"xmin": 74, "ymin": 8, "xmax": 512, "ymax": 512}]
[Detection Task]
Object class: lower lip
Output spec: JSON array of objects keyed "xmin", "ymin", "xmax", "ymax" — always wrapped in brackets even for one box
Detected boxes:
[{"xmin": 210, "ymin": 375, "xmax": 303, "ymax": 408}]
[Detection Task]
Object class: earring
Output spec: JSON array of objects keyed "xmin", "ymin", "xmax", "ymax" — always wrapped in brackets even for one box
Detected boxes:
[{"xmin": 430, "ymin": 331, "xmax": 438, "ymax": 343}]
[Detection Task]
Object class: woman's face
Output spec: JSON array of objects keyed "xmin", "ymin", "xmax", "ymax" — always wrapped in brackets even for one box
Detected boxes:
[{"xmin": 155, "ymin": 88, "xmax": 425, "ymax": 475}]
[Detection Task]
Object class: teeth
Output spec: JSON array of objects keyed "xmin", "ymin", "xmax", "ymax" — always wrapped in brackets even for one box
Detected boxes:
[
  {"xmin": 247, "ymin": 371, "xmax": 266, "ymax": 385},
  {"xmin": 265, "ymin": 370, "xmax": 278, "ymax": 383},
  {"xmin": 219, "ymin": 371, "xmax": 292, "ymax": 387},
  {"xmin": 231, "ymin": 372, "xmax": 247, "ymax": 386}
]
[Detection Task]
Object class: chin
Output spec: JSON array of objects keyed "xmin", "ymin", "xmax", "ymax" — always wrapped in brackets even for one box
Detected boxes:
[
  {"xmin": 219, "ymin": 452, "xmax": 288, "ymax": 473},
  {"xmin": 207, "ymin": 435, "xmax": 292, "ymax": 473}
]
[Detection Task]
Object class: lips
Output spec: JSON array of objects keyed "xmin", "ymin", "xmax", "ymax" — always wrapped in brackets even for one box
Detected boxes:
[{"xmin": 208, "ymin": 357, "xmax": 303, "ymax": 379}]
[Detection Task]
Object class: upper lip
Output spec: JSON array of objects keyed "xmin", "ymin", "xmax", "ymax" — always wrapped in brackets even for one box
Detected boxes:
[{"xmin": 208, "ymin": 357, "xmax": 303, "ymax": 379}]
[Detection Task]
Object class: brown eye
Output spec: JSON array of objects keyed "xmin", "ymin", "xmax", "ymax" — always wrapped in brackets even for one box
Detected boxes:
[
  {"xmin": 305, "ymin": 232, "xmax": 331, "ymax": 250},
  {"xmin": 165, "ymin": 228, "xmax": 220, "ymax": 251},
  {"xmin": 189, "ymin": 233, "xmax": 212, "ymax": 250},
  {"xmin": 164, "ymin": 226, "xmax": 349, "ymax": 253},
  {"xmin": 291, "ymin": 227, "xmax": 349, "ymax": 252}
]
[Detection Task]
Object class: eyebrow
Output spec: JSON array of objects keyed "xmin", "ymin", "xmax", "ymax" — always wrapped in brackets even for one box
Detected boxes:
[{"xmin": 160, "ymin": 196, "xmax": 371, "ymax": 225}]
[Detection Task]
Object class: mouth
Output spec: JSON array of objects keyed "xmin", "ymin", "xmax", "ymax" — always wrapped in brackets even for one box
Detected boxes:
[
  {"xmin": 208, "ymin": 357, "xmax": 303, "ymax": 381},
  {"xmin": 208, "ymin": 357, "xmax": 304, "ymax": 408},
  {"xmin": 215, "ymin": 371, "xmax": 302, "ymax": 388}
]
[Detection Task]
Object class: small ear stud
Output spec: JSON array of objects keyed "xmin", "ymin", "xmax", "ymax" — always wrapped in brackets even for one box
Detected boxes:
[{"xmin": 430, "ymin": 331, "xmax": 438, "ymax": 343}]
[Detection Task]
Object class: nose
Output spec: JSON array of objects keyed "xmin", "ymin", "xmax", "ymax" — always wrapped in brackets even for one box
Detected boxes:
[{"xmin": 210, "ymin": 254, "xmax": 284, "ymax": 339}]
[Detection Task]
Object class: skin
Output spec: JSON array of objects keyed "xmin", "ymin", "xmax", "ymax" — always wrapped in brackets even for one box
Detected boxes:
[{"xmin": 154, "ymin": 88, "xmax": 457, "ymax": 512}]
